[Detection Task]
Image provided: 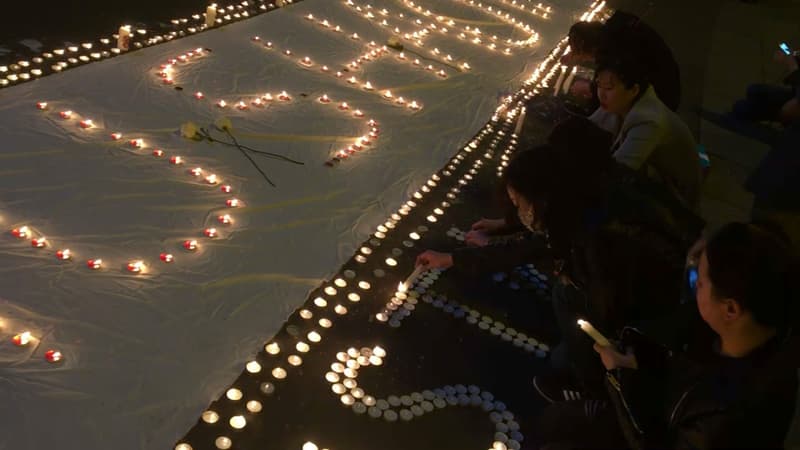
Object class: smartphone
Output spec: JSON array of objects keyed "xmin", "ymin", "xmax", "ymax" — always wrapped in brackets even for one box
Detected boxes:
[
  {"xmin": 687, "ymin": 266, "xmax": 698, "ymax": 295},
  {"xmin": 780, "ymin": 42, "xmax": 792, "ymax": 55}
]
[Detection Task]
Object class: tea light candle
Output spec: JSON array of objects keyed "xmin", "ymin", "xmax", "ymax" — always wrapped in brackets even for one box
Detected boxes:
[
  {"xmin": 194, "ymin": 91, "xmax": 204, "ymax": 99},
  {"xmin": 278, "ymin": 91, "xmax": 290, "ymax": 101},
  {"xmin": 226, "ymin": 388, "xmax": 243, "ymax": 401},
  {"xmin": 577, "ymin": 319, "xmax": 611, "ymax": 347},
  {"xmin": 170, "ymin": 156, "xmax": 183, "ymax": 164},
  {"xmin": 296, "ymin": 342, "xmax": 310, "ymax": 353},
  {"xmin": 308, "ymin": 331, "xmax": 322, "ymax": 342},
  {"xmin": 160, "ymin": 253, "xmax": 174, "ymax": 263},
  {"xmin": 334, "ymin": 305, "xmax": 348, "ymax": 315},
  {"xmin": 204, "ymin": 228, "xmax": 218, "ymax": 238},
  {"xmin": 354, "ymin": 109, "xmax": 364, "ymax": 117},
  {"xmin": 56, "ymin": 249, "xmax": 71, "ymax": 260},
  {"xmin": 13, "ymin": 331, "xmax": 32, "ymax": 346},
  {"xmin": 246, "ymin": 361, "xmax": 262, "ymax": 373},
  {"xmin": 339, "ymin": 102, "xmax": 349, "ymax": 110},
  {"xmin": 218, "ymin": 214, "xmax": 232, "ymax": 225},
  {"xmin": 265, "ymin": 342, "xmax": 280, "ymax": 354},
  {"xmin": 87, "ymin": 259, "xmax": 102, "ymax": 270},
  {"xmin": 272, "ymin": 367, "xmax": 287, "ymax": 379},
  {"xmin": 246, "ymin": 400, "xmax": 262, "ymax": 413},
  {"xmin": 202, "ymin": 411, "xmax": 220, "ymax": 423},
  {"xmin": 236, "ymin": 101, "xmax": 248, "ymax": 110},
  {"xmin": 59, "ymin": 110, "xmax": 73, "ymax": 119},
  {"xmin": 127, "ymin": 260, "xmax": 145, "ymax": 273},
  {"xmin": 45, "ymin": 349, "xmax": 63, "ymax": 363},
  {"xmin": 221, "ymin": 185, "xmax": 232, "ymax": 193},
  {"xmin": 324, "ymin": 286, "xmax": 337, "ymax": 296},
  {"xmin": 319, "ymin": 94, "xmax": 331, "ymax": 103},
  {"xmin": 183, "ymin": 240, "xmax": 198, "ymax": 251},
  {"xmin": 79, "ymin": 119, "xmax": 94, "ymax": 129},
  {"xmin": 217, "ymin": 100, "xmax": 227, "ymax": 108},
  {"xmin": 226, "ymin": 198, "xmax": 240, "ymax": 207},
  {"xmin": 152, "ymin": 149, "xmax": 164, "ymax": 157},
  {"xmin": 215, "ymin": 437, "xmax": 231, "ymax": 450},
  {"xmin": 31, "ymin": 237, "xmax": 47, "ymax": 248}
]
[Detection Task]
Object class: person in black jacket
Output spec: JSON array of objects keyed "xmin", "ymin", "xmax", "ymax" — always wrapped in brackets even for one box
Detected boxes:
[
  {"xmin": 563, "ymin": 11, "xmax": 682, "ymax": 112},
  {"xmin": 536, "ymin": 222, "xmax": 799, "ymax": 449},
  {"xmin": 416, "ymin": 126, "xmax": 689, "ymax": 398}
]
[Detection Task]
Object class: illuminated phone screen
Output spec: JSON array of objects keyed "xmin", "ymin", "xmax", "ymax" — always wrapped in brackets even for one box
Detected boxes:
[
  {"xmin": 780, "ymin": 42, "xmax": 792, "ymax": 55},
  {"xmin": 688, "ymin": 266, "xmax": 698, "ymax": 293}
]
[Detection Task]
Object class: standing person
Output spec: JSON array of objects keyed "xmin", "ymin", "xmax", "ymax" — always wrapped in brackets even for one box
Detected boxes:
[
  {"xmin": 589, "ymin": 55, "xmax": 702, "ymax": 209},
  {"xmin": 537, "ymin": 222, "xmax": 799, "ymax": 449},
  {"xmin": 564, "ymin": 11, "xmax": 682, "ymax": 111}
]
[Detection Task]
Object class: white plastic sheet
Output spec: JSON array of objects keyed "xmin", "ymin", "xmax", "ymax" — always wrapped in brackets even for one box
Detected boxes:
[{"xmin": 0, "ymin": 0, "xmax": 587, "ymax": 448}]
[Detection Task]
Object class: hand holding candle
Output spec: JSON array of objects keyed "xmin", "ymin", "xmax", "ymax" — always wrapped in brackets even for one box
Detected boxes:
[{"xmin": 577, "ymin": 319, "xmax": 611, "ymax": 347}]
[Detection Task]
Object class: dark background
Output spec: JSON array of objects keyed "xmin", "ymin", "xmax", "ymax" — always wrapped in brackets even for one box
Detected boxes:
[{"xmin": 2, "ymin": 1, "xmax": 207, "ymax": 46}]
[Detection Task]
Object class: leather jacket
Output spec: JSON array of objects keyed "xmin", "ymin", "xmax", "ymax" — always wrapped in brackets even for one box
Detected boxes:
[{"xmin": 606, "ymin": 328, "xmax": 798, "ymax": 449}]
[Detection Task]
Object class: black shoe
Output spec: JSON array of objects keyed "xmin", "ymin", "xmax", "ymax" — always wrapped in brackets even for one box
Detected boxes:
[{"xmin": 533, "ymin": 368, "xmax": 586, "ymax": 404}]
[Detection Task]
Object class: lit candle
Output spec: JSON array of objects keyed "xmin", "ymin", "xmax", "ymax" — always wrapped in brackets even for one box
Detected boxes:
[
  {"xmin": 221, "ymin": 185, "xmax": 232, "ymax": 193},
  {"xmin": 110, "ymin": 132, "xmax": 122, "ymax": 141},
  {"xmin": 183, "ymin": 240, "xmax": 198, "ymax": 251},
  {"xmin": 577, "ymin": 319, "xmax": 611, "ymax": 347},
  {"xmin": 31, "ymin": 237, "xmax": 47, "ymax": 248},
  {"xmin": 12, "ymin": 331, "xmax": 32, "ymax": 346},
  {"xmin": 129, "ymin": 138, "xmax": 143, "ymax": 148},
  {"xmin": 338, "ymin": 102, "xmax": 349, "ymax": 110},
  {"xmin": 87, "ymin": 259, "xmax": 102, "ymax": 270},
  {"xmin": 217, "ymin": 99, "xmax": 227, "ymax": 108},
  {"xmin": 160, "ymin": 253, "xmax": 174, "ymax": 263},
  {"xmin": 36, "ymin": 102, "xmax": 48, "ymax": 110},
  {"xmin": 205, "ymin": 5, "xmax": 217, "ymax": 27},
  {"xmin": 45, "ymin": 349, "xmax": 63, "ymax": 363},
  {"xmin": 79, "ymin": 119, "xmax": 94, "ymax": 129},
  {"xmin": 278, "ymin": 91, "xmax": 290, "ymax": 101},
  {"xmin": 409, "ymin": 101, "xmax": 421, "ymax": 110},
  {"xmin": 56, "ymin": 249, "xmax": 71, "ymax": 260},
  {"xmin": 226, "ymin": 198, "xmax": 240, "ymax": 207},
  {"xmin": 319, "ymin": 94, "xmax": 331, "ymax": 103},
  {"xmin": 190, "ymin": 167, "xmax": 202, "ymax": 176},
  {"xmin": 204, "ymin": 228, "xmax": 218, "ymax": 238},
  {"xmin": 195, "ymin": 91, "xmax": 204, "ymax": 99},
  {"xmin": 236, "ymin": 101, "xmax": 248, "ymax": 110},
  {"xmin": 59, "ymin": 110, "xmax": 73, "ymax": 119},
  {"xmin": 152, "ymin": 149, "xmax": 164, "ymax": 157},
  {"xmin": 127, "ymin": 260, "xmax": 145, "ymax": 273},
  {"xmin": 117, "ymin": 25, "xmax": 132, "ymax": 51},
  {"xmin": 218, "ymin": 214, "xmax": 232, "ymax": 224}
]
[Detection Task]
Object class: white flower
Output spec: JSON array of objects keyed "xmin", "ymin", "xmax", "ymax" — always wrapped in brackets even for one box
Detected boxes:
[
  {"xmin": 215, "ymin": 116, "xmax": 233, "ymax": 131},
  {"xmin": 180, "ymin": 121, "xmax": 199, "ymax": 139}
]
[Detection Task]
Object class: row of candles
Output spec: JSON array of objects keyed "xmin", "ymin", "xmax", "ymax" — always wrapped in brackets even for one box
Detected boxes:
[
  {"xmin": 156, "ymin": 44, "xmax": 383, "ymax": 166},
  {"xmin": 297, "ymin": 13, "xmax": 454, "ymax": 77},
  {"xmin": 345, "ymin": 0, "xmax": 483, "ymax": 60},
  {"xmin": 175, "ymin": 2, "xmax": 609, "ymax": 448},
  {"xmin": 254, "ymin": 38, "xmax": 425, "ymax": 110},
  {"xmin": 29, "ymin": 102, "xmax": 240, "ymax": 273},
  {"xmin": 451, "ymin": 0, "xmax": 541, "ymax": 47},
  {"xmin": 0, "ymin": 0, "xmax": 281, "ymax": 90},
  {"xmin": 343, "ymin": 0, "xmax": 484, "ymax": 64},
  {"xmin": 320, "ymin": 345, "xmax": 526, "ymax": 450},
  {"xmin": 492, "ymin": 0, "xmax": 553, "ymax": 19}
]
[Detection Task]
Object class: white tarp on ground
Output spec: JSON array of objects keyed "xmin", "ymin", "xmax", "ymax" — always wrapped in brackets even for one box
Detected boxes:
[{"xmin": 0, "ymin": 0, "xmax": 588, "ymax": 448}]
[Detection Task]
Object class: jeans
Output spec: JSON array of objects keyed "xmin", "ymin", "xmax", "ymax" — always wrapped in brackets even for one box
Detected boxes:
[{"xmin": 732, "ymin": 84, "xmax": 795, "ymax": 122}]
